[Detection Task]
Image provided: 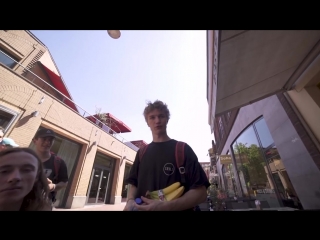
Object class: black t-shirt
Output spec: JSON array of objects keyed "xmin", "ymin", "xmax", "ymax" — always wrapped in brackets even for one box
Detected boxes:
[
  {"xmin": 43, "ymin": 154, "xmax": 69, "ymax": 200},
  {"xmin": 126, "ymin": 139, "xmax": 210, "ymax": 209}
]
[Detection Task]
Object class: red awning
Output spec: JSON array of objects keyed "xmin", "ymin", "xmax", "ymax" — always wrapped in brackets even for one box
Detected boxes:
[
  {"xmin": 130, "ymin": 140, "xmax": 148, "ymax": 148},
  {"xmin": 86, "ymin": 113, "xmax": 131, "ymax": 133},
  {"xmin": 39, "ymin": 62, "xmax": 78, "ymax": 112}
]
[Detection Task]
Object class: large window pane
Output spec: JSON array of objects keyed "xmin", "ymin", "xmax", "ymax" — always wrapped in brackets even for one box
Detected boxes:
[
  {"xmin": 222, "ymin": 162, "xmax": 238, "ymax": 198},
  {"xmin": 265, "ymin": 146, "xmax": 303, "ymax": 209},
  {"xmin": 232, "ymin": 125, "xmax": 280, "ymax": 208},
  {"xmin": 254, "ymin": 118, "xmax": 274, "ymax": 148},
  {"xmin": 29, "ymin": 128, "xmax": 81, "ymax": 207},
  {"xmin": 0, "ymin": 48, "xmax": 17, "ymax": 68},
  {"xmin": 232, "ymin": 141, "xmax": 249, "ymax": 197},
  {"xmin": 0, "ymin": 105, "xmax": 18, "ymax": 132},
  {"xmin": 121, "ymin": 164, "xmax": 132, "ymax": 200}
]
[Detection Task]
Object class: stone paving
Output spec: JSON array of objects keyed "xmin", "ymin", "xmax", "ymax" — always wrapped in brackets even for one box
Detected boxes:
[
  {"xmin": 53, "ymin": 203, "xmax": 126, "ymax": 211},
  {"xmin": 53, "ymin": 202, "xmax": 210, "ymax": 211}
]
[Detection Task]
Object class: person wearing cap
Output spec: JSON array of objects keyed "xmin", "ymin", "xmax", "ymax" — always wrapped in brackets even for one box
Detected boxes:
[
  {"xmin": 0, "ymin": 137, "xmax": 19, "ymax": 152},
  {"xmin": 32, "ymin": 128, "xmax": 68, "ymax": 205}
]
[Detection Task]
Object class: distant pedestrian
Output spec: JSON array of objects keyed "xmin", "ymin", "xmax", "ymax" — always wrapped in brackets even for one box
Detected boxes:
[{"xmin": 0, "ymin": 138, "xmax": 19, "ymax": 152}]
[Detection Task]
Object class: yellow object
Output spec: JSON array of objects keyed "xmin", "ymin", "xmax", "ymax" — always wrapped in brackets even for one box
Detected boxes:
[
  {"xmin": 146, "ymin": 182, "xmax": 181, "ymax": 200},
  {"xmin": 162, "ymin": 182, "xmax": 181, "ymax": 195},
  {"xmin": 165, "ymin": 186, "xmax": 185, "ymax": 201}
]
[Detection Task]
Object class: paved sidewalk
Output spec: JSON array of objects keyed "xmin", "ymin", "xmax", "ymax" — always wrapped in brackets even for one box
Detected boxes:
[{"xmin": 53, "ymin": 203, "xmax": 126, "ymax": 211}]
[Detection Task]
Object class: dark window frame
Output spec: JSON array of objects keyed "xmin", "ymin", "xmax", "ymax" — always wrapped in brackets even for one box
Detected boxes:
[
  {"xmin": 0, "ymin": 47, "xmax": 20, "ymax": 69},
  {"xmin": 0, "ymin": 105, "xmax": 19, "ymax": 133},
  {"xmin": 229, "ymin": 116, "xmax": 284, "ymax": 206}
]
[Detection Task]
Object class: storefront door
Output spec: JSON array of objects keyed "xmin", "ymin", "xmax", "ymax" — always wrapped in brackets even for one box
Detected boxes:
[{"xmin": 87, "ymin": 166, "xmax": 111, "ymax": 204}]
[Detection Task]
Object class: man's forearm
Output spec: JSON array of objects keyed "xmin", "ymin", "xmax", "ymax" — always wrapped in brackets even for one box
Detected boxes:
[
  {"xmin": 163, "ymin": 186, "xmax": 207, "ymax": 211},
  {"xmin": 127, "ymin": 184, "xmax": 137, "ymax": 201},
  {"xmin": 54, "ymin": 182, "xmax": 68, "ymax": 192}
]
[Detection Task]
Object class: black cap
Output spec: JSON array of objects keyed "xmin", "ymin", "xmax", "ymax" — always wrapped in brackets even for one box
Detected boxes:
[{"xmin": 34, "ymin": 128, "xmax": 56, "ymax": 139}]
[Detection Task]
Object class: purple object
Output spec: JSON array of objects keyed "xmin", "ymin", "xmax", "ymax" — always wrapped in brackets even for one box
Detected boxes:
[{"xmin": 135, "ymin": 198, "xmax": 143, "ymax": 205}]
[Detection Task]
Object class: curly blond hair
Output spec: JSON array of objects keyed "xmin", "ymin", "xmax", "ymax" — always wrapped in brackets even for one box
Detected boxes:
[{"xmin": 143, "ymin": 100, "xmax": 170, "ymax": 122}]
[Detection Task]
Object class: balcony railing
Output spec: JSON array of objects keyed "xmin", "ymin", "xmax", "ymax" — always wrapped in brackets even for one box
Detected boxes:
[{"xmin": 0, "ymin": 49, "xmax": 139, "ymax": 152}]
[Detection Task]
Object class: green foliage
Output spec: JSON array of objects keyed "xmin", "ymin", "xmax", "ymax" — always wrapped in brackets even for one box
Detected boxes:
[
  {"xmin": 207, "ymin": 184, "xmax": 228, "ymax": 211},
  {"xmin": 234, "ymin": 143, "xmax": 267, "ymax": 188}
]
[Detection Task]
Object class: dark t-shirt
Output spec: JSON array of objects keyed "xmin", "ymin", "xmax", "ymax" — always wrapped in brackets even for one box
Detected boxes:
[
  {"xmin": 43, "ymin": 154, "xmax": 69, "ymax": 200},
  {"xmin": 126, "ymin": 139, "xmax": 210, "ymax": 209}
]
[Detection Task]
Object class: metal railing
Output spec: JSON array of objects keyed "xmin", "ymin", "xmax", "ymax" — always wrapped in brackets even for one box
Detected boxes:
[{"xmin": 0, "ymin": 49, "xmax": 139, "ymax": 152}]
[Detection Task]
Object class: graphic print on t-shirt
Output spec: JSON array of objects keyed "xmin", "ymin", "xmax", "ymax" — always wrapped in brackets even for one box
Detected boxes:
[
  {"xmin": 44, "ymin": 168, "xmax": 52, "ymax": 178},
  {"xmin": 163, "ymin": 163, "xmax": 175, "ymax": 176}
]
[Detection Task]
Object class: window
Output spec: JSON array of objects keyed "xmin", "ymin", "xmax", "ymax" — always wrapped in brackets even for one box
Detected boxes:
[
  {"xmin": 218, "ymin": 117, "xmax": 225, "ymax": 139},
  {"xmin": 226, "ymin": 111, "xmax": 231, "ymax": 123},
  {"xmin": 255, "ymin": 118, "xmax": 274, "ymax": 148},
  {"xmin": 222, "ymin": 152, "xmax": 238, "ymax": 198},
  {"xmin": 0, "ymin": 105, "xmax": 19, "ymax": 133},
  {"xmin": 0, "ymin": 47, "xmax": 19, "ymax": 69},
  {"xmin": 29, "ymin": 127, "xmax": 81, "ymax": 208},
  {"xmin": 121, "ymin": 164, "xmax": 132, "ymax": 199},
  {"xmin": 232, "ymin": 126, "xmax": 268, "ymax": 201},
  {"xmin": 231, "ymin": 117, "xmax": 302, "ymax": 209}
]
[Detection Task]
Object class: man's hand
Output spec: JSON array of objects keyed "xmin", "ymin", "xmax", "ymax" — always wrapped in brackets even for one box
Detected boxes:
[
  {"xmin": 47, "ymin": 178, "xmax": 55, "ymax": 192},
  {"xmin": 134, "ymin": 196, "xmax": 168, "ymax": 211},
  {"xmin": 123, "ymin": 199, "xmax": 135, "ymax": 211}
]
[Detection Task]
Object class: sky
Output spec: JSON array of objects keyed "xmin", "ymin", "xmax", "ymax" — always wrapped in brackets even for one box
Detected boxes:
[{"xmin": 31, "ymin": 30, "xmax": 214, "ymax": 162}]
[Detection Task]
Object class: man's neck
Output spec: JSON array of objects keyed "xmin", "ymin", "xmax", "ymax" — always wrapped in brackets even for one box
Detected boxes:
[
  {"xmin": 37, "ymin": 151, "xmax": 51, "ymax": 162},
  {"xmin": 152, "ymin": 133, "xmax": 171, "ymax": 142}
]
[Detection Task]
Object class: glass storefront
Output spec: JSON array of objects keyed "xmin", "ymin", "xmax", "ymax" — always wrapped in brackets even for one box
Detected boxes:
[
  {"xmin": 86, "ymin": 152, "xmax": 115, "ymax": 204},
  {"xmin": 29, "ymin": 128, "xmax": 81, "ymax": 207},
  {"xmin": 121, "ymin": 164, "xmax": 132, "ymax": 201},
  {"xmin": 230, "ymin": 117, "xmax": 302, "ymax": 209},
  {"xmin": 222, "ymin": 153, "xmax": 238, "ymax": 198}
]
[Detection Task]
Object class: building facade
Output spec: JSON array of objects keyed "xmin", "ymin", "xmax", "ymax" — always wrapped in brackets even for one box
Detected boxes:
[
  {"xmin": 0, "ymin": 30, "xmax": 139, "ymax": 209},
  {"xmin": 199, "ymin": 162, "xmax": 211, "ymax": 180},
  {"xmin": 207, "ymin": 30, "xmax": 320, "ymax": 210}
]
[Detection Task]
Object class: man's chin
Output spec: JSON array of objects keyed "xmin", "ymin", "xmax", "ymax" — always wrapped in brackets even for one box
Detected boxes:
[{"xmin": 39, "ymin": 148, "xmax": 50, "ymax": 153}]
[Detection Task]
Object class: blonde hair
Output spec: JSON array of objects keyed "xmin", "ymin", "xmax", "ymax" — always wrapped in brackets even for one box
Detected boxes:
[
  {"xmin": 0, "ymin": 148, "xmax": 52, "ymax": 211},
  {"xmin": 143, "ymin": 100, "xmax": 170, "ymax": 121}
]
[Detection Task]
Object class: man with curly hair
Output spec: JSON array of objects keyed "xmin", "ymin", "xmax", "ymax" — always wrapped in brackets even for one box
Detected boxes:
[{"xmin": 124, "ymin": 100, "xmax": 210, "ymax": 211}]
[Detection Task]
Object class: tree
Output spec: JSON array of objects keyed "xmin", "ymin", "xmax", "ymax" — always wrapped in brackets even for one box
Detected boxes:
[{"xmin": 234, "ymin": 143, "xmax": 267, "ymax": 189}]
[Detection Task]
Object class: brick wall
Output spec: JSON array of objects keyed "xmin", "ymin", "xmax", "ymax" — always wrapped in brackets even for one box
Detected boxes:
[
  {"xmin": 0, "ymin": 64, "xmax": 136, "ymax": 205},
  {"xmin": 0, "ymin": 30, "xmax": 46, "ymax": 75}
]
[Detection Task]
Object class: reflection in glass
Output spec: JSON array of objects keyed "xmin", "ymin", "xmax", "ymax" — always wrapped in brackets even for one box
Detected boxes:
[
  {"xmin": 97, "ymin": 170, "xmax": 110, "ymax": 203},
  {"xmin": 87, "ymin": 167, "xmax": 111, "ymax": 204},
  {"xmin": 222, "ymin": 163, "xmax": 238, "ymax": 197},
  {"xmin": 255, "ymin": 118, "xmax": 274, "ymax": 148},
  {"xmin": 88, "ymin": 168, "xmax": 102, "ymax": 203},
  {"xmin": 0, "ymin": 49, "xmax": 17, "ymax": 68},
  {"xmin": 265, "ymin": 147, "xmax": 302, "ymax": 209},
  {"xmin": 232, "ymin": 126, "xmax": 280, "ymax": 208},
  {"xmin": 122, "ymin": 164, "xmax": 132, "ymax": 198}
]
